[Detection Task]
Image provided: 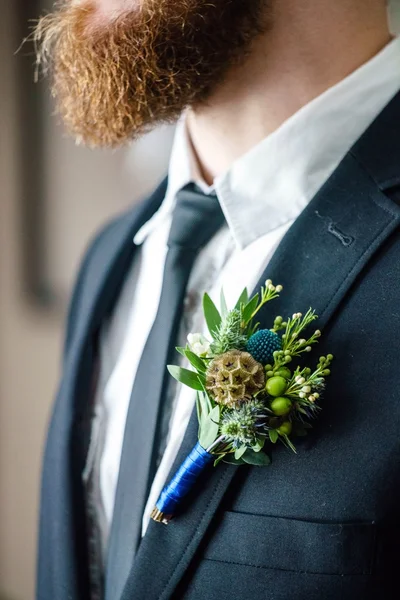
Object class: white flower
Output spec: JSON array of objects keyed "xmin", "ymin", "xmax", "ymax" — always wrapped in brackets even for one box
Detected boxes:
[{"xmin": 187, "ymin": 333, "xmax": 211, "ymax": 357}]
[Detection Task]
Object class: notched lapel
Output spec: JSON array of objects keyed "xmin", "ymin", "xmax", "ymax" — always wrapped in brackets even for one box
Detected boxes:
[
  {"xmin": 123, "ymin": 119, "xmax": 400, "ymax": 600},
  {"xmin": 254, "ymin": 152, "xmax": 400, "ymax": 332}
]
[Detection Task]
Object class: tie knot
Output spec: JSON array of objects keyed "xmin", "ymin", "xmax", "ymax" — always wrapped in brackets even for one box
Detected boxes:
[{"xmin": 167, "ymin": 184, "xmax": 226, "ymax": 250}]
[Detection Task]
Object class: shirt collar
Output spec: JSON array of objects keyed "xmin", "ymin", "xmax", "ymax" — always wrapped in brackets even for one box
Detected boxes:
[
  {"xmin": 135, "ymin": 36, "xmax": 400, "ymax": 249},
  {"xmin": 133, "ymin": 119, "xmax": 214, "ymax": 245}
]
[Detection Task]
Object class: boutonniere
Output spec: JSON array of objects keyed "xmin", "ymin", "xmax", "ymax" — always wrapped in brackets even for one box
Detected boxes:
[{"xmin": 151, "ymin": 280, "xmax": 333, "ymax": 524}]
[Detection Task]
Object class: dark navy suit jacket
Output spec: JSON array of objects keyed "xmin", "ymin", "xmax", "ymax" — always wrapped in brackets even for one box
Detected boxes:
[{"xmin": 37, "ymin": 92, "xmax": 400, "ymax": 600}]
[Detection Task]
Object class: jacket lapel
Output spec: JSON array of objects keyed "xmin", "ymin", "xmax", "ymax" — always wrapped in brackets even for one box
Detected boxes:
[
  {"xmin": 67, "ymin": 179, "xmax": 168, "ymax": 368},
  {"xmin": 121, "ymin": 94, "xmax": 400, "ymax": 600},
  {"xmin": 39, "ymin": 180, "xmax": 167, "ymax": 600}
]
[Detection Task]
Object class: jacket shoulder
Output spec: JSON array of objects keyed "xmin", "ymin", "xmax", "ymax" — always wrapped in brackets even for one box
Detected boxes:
[
  {"xmin": 63, "ymin": 209, "xmax": 134, "ymax": 358},
  {"xmin": 63, "ymin": 177, "xmax": 168, "ymax": 358}
]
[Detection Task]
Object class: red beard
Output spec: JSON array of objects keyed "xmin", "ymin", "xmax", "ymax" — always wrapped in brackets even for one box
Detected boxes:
[{"xmin": 34, "ymin": 0, "xmax": 268, "ymax": 148}]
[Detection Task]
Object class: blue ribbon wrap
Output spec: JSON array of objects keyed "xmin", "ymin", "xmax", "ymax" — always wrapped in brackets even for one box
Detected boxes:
[{"xmin": 152, "ymin": 442, "xmax": 214, "ymax": 522}]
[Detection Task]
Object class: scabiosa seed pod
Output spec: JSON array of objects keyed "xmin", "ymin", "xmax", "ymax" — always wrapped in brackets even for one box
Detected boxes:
[
  {"xmin": 247, "ymin": 329, "xmax": 282, "ymax": 365},
  {"xmin": 206, "ymin": 350, "xmax": 265, "ymax": 407}
]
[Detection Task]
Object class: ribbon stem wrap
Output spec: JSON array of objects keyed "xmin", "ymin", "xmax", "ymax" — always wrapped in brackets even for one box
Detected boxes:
[{"xmin": 151, "ymin": 442, "xmax": 214, "ymax": 524}]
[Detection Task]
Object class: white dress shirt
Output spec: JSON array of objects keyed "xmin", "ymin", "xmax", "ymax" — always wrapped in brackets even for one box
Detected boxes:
[{"xmin": 92, "ymin": 36, "xmax": 400, "ymax": 543}]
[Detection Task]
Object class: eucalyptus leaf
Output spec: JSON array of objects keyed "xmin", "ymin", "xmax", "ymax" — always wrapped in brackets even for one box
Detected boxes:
[
  {"xmin": 252, "ymin": 437, "xmax": 265, "ymax": 453},
  {"xmin": 203, "ymin": 293, "xmax": 221, "ymax": 336},
  {"xmin": 167, "ymin": 366, "xmax": 203, "ymax": 390},
  {"xmin": 197, "ymin": 391, "xmax": 211, "ymax": 425},
  {"xmin": 235, "ymin": 287, "xmax": 249, "ymax": 310},
  {"xmin": 235, "ymin": 445, "xmax": 247, "ymax": 460},
  {"xmin": 199, "ymin": 405, "xmax": 220, "ymax": 450},
  {"xmin": 242, "ymin": 294, "xmax": 259, "ymax": 324},
  {"xmin": 198, "ymin": 379, "xmax": 213, "ymax": 414},
  {"xmin": 242, "ymin": 449, "xmax": 271, "ymax": 467}
]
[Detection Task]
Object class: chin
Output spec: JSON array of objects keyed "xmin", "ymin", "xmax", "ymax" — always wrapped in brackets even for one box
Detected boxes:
[
  {"xmin": 34, "ymin": 0, "xmax": 267, "ymax": 148},
  {"xmin": 89, "ymin": 0, "xmax": 139, "ymax": 23}
]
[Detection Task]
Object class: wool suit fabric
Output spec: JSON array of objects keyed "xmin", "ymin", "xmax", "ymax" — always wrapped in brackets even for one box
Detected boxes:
[{"xmin": 37, "ymin": 92, "xmax": 400, "ymax": 600}]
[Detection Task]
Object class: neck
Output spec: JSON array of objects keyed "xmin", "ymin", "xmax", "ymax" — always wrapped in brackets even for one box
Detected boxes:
[{"xmin": 187, "ymin": 0, "xmax": 392, "ymax": 184}]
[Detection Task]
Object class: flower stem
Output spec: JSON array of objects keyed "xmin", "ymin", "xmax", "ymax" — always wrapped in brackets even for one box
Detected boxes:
[{"xmin": 207, "ymin": 435, "xmax": 226, "ymax": 453}]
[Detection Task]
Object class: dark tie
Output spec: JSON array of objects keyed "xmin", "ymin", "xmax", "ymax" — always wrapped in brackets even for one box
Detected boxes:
[{"xmin": 105, "ymin": 184, "xmax": 226, "ymax": 600}]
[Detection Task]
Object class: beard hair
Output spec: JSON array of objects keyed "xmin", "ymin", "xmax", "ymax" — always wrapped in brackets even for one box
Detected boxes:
[{"xmin": 34, "ymin": 0, "xmax": 269, "ymax": 148}]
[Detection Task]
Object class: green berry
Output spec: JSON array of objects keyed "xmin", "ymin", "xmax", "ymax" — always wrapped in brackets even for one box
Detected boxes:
[
  {"xmin": 270, "ymin": 397, "xmax": 293, "ymax": 416},
  {"xmin": 274, "ymin": 367, "xmax": 292, "ymax": 380},
  {"xmin": 266, "ymin": 376, "xmax": 287, "ymax": 397},
  {"xmin": 277, "ymin": 421, "xmax": 293, "ymax": 436}
]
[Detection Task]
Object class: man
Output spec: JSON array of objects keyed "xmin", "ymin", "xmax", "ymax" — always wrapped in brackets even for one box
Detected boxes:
[{"xmin": 35, "ymin": 1, "xmax": 400, "ymax": 599}]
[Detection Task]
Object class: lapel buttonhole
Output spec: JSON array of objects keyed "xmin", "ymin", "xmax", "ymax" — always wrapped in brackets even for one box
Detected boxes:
[{"xmin": 315, "ymin": 210, "xmax": 355, "ymax": 247}]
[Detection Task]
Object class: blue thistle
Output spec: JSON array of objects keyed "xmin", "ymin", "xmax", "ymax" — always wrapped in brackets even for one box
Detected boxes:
[
  {"xmin": 247, "ymin": 329, "xmax": 282, "ymax": 365},
  {"xmin": 220, "ymin": 400, "xmax": 267, "ymax": 449}
]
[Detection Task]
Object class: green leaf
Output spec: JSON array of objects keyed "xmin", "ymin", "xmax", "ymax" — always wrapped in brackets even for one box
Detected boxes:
[
  {"xmin": 282, "ymin": 434, "xmax": 297, "ymax": 454},
  {"xmin": 184, "ymin": 349, "xmax": 206, "ymax": 373},
  {"xmin": 196, "ymin": 390, "xmax": 212, "ymax": 422},
  {"xmin": 223, "ymin": 455, "xmax": 247, "ymax": 466},
  {"xmin": 197, "ymin": 372, "xmax": 206, "ymax": 386},
  {"xmin": 242, "ymin": 449, "xmax": 271, "ymax": 467},
  {"xmin": 220, "ymin": 289, "xmax": 228, "ymax": 318},
  {"xmin": 203, "ymin": 293, "xmax": 222, "ymax": 336},
  {"xmin": 247, "ymin": 322, "xmax": 260, "ymax": 338},
  {"xmin": 234, "ymin": 445, "xmax": 247, "ymax": 460},
  {"xmin": 197, "ymin": 391, "xmax": 211, "ymax": 426},
  {"xmin": 252, "ymin": 437, "xmax": 266, "ymax": 453},
  {"xmin": 242, "ymin": 294, "xmax": 259, "ymax": 324},
  {"xmin": 213, "ymin": 454, "xmax": 226, "ymax": 467},
  {"xmin": 198, "ymin": 380, "xmax": 213, "ymax": 413},
  {"xmin": 195, "ymin": 393, "xmax": 202, "ymax": 426},
  {"xmin": 167, "ymin": 366, "xmax": 203, "ymax": 390},
  {"xmin": 175, "ymin": 346, "xmax": 187, "ymax": 358},
  {"xmin": 235, "ymin": 287, "xmax": 249, "ymax": 310},
  {"xmin": 199, "ymin": 405, "xmax": 220, "ymax": 450},
  {"xmin": 269, "ymin": 429, "xmax": 279, "ymax": 444}
]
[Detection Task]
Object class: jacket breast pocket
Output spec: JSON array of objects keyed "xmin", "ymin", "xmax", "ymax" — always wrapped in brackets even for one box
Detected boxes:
[{"xmin": 181, "ymin": 512, "xmax": 379, "ymax": 600}]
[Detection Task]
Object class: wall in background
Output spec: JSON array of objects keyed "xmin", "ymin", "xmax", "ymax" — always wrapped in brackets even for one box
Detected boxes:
[
  {"xmin": 0, "ymin": 6, "xmax": 61, "ymax": 599},
  {"xmin": 0, "ymin": 3, "xmax": 173, "ymax": 598}
]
